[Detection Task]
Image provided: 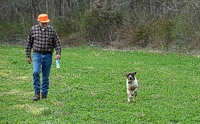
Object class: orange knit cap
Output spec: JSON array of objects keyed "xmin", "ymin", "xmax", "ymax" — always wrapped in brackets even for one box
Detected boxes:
[{"xmin": 37, "ymin": 14, "xmax": 50, "ymax": 23}]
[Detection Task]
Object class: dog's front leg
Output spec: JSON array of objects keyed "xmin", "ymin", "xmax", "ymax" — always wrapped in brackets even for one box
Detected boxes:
[
  {"xmin": 131, "ymin": 89, "xmax": 137, "ymax": 101},
  {"xmin": 131, "ymin": 89, "xmax": 137, "ymax": 95},
  {"xmin": 127, "ymin": 90, "xmax": 132, "ymax": 102}
]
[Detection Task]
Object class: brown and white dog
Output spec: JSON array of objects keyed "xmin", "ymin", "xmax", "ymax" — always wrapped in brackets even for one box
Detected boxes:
[{"xmin": 126, "ymin": 72, "xmax": 138, "ymax": 102}]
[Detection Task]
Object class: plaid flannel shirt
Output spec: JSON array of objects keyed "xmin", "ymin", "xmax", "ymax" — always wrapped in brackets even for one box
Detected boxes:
[{"xmin": 25, "ymin": 24, "xmax": 61, "ymax": 58}]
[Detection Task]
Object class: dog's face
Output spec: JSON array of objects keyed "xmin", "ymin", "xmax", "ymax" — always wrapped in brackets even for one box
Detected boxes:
[{"xmin": 126, "ymin": 72, "xmax": 136, "ymax": 84}]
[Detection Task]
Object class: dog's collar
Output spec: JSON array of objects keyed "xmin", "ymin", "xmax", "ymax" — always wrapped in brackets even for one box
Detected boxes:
[{"xmin": 128, "ymin": 81, "xmax": 133, "ymax": 84}]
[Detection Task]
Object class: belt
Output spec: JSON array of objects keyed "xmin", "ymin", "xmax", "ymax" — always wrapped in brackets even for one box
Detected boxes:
[{"xmin": 34, "ymin": 51, "xmax": 52, "ymax": 54}]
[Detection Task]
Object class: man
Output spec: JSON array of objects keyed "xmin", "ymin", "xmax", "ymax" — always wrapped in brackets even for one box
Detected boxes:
[{"xmin": 25, "ymin": 14, "xmax": 61, "ymax": 101}]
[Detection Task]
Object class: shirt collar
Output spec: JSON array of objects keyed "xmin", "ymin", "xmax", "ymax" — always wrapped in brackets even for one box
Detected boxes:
[{"xmin": 38, "ymin": 24, "xmax": 48, "ymax": 32}]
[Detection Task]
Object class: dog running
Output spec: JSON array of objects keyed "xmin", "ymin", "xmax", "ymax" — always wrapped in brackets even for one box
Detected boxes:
[{"xmin": 125, "ymin": 72, "xmax": 138, "ymax": 102}]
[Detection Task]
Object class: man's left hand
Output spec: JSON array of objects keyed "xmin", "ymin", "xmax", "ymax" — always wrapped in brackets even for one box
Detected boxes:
[{"xmin": 55, "ymin": 54, "xmax": 61, "ymax": 60}]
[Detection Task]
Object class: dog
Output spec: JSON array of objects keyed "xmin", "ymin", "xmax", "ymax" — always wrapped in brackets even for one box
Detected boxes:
[{"xmin": 126, "ymin": 72, "xmax": 138, "ymax": 102}]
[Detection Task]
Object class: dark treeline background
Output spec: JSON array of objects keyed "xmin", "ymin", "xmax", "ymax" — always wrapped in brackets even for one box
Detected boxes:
[{"xmin": 0, "ymin": 0, "xmax": 200, "ymax": 54}]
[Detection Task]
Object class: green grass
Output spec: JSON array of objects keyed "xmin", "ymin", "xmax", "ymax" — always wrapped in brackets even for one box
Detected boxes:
[{"xmin": 0, "ymin": 45, "xmax": 199, "ymax": 123}]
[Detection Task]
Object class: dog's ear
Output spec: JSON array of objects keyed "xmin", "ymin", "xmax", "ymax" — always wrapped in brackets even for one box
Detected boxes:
[{"xmin": 133, "ymin": 72, "xmax": 136, "ymax": 75}]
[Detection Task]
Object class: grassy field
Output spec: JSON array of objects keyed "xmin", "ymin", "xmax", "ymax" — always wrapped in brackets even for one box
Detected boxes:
[{"xmin": 0, "ymin": 45, "xmax": 199, "ymax": 123}]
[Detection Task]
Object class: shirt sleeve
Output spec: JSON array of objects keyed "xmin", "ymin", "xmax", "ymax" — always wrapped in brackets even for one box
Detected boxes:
[
  {"xmin": 25, "ymin": 28, "xmax": 33, "ymax": 58},
  {"xmin": 53, "ymin": 29, "xmax": 61, "ymax": 55}
]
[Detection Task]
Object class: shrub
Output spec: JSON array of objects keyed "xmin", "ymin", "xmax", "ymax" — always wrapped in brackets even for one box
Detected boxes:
[
  {"xmin": 0, "ymin": 20, "xmax": 30, "ymax": 42},
  {"xmin": 82, "ymin": 6, "xmax": 123, "ymax": 43},
  {"xmin": 52, "ymin": 17, "xmax": 80, "ymax": 37},
  {"xmin": 171, "ymin": 14, "xmax": 200, "ymax": 54},
  {"xmin": 150, "ymin": 18, "xmax": 174, "ymax": 52}
]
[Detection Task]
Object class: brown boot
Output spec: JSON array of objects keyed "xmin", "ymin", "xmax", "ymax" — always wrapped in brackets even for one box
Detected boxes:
[
  {"xmin": 42, "ymin": 95, "xmax": 47, "ymax": 99},
  {"xmin": 32, "ymin": 92, "xmax": 40, "ymax": 101}
]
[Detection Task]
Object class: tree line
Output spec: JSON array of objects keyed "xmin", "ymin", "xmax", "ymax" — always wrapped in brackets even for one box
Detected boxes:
[{"xmin": 0, "ymin": 0, "xmax": 200, "ymax": 54}]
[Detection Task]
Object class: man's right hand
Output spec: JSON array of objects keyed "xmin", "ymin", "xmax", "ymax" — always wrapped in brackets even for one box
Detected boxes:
[{"xmin": 26, "ymin": 58, "xmax": 32, "ymax": 64}]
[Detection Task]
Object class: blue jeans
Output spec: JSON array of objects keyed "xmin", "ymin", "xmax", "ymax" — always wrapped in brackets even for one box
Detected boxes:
[{"xmin": 33, "ymin": 52, "xmax": 52, "ymax": 96}]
